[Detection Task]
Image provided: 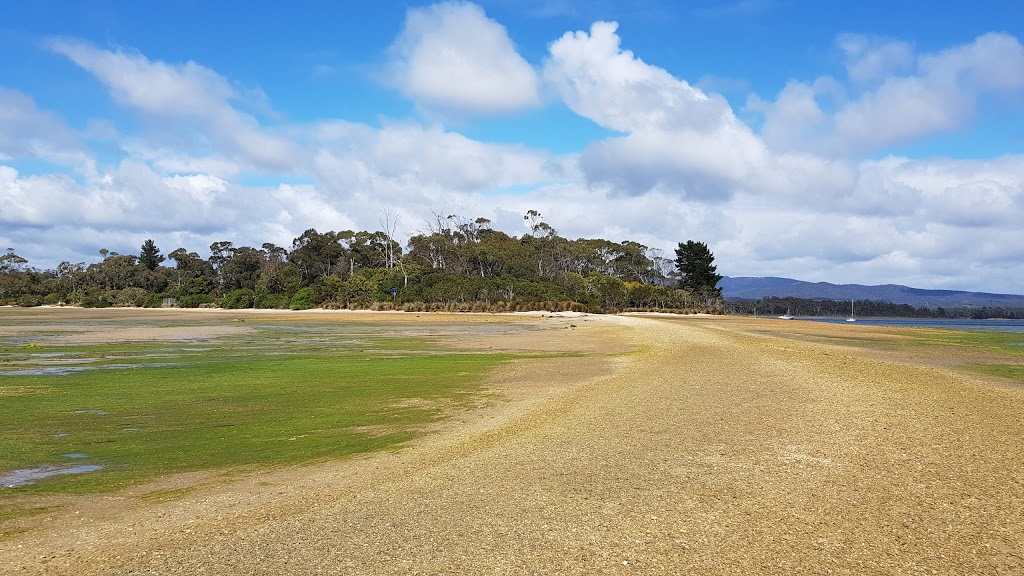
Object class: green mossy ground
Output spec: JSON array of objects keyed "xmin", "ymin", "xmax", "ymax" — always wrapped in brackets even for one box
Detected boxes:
[{"xmin": 1, "ymin": 322, "xmax": 514, "ymax": 496}]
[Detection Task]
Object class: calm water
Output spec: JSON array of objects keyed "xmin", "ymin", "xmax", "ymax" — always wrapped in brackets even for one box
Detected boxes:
[{"xmin": 794, "ymin": 317, "xmax": 1024, "ymax": 333}]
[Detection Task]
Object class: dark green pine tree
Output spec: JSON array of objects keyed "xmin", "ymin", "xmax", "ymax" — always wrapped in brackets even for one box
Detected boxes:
[
  {"xmin": 139, "ymin": 239, "xmax": 165, "ymax": 270},
  {"xmin": 674, "ymin": 240, "xmax": 722, "ymax": 298}
]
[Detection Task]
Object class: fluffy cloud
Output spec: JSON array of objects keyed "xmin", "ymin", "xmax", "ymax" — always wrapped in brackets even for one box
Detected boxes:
[
  {"xmin": 304, "ymin": 120, "xmax": 574, "ymax": 243},
  {"xmin": 754, "ymin": 32, "xmax": 1024, "ymax": 155},
  {"xmin": 311, "ymin": 121, "xmax": 568, "ymax": 194},
  {"xmin": 3, "ymin": 38, "xmax": 567, "ymax": 268},
  {"xmin": 0, "ymin": 162, "xmax": 235, "ymax": 232},
  {"xmin": 718, "ymin": 152, "xmax": 1024, "ymax": 289},
  {"xmin": 1, "ymin": 160, "xmax": 322, "ymax": 266},
  {"xmin": 543, "ymin": 22, "xmax": 766, "ymax": 199},
  {"xmin": 544, "ymin": 21, "xmax": 730, "ymax": 133},
  {"xmin": 872, "ymin": 155, "xmax": 1024, "ymax": 228},
  {"xmin": 49, "ymin": 39, "xmax": 297, "ymax": 174},
  {"xmin": 388, "ymin": 2, "xmax": 540, "ymax": 114}
]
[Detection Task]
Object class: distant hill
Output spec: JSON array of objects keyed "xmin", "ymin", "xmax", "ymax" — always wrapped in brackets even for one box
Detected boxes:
[{"xmin": 720, "ymin": 277, "xmax": 1024, "ymax": 308}]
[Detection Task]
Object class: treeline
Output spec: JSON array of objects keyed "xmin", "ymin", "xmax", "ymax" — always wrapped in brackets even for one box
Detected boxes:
[
  {"xmin": 726, "ymin": 297, "xmax": 1024, "ymax": 320},
  {"xmin": 0, "ymin": 212, "xmax": 723, "ymax": 314}
]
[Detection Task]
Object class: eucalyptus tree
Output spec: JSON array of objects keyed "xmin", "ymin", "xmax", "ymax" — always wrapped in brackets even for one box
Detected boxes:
[
  {"xmin": 0, "ymin": 249, "xmax": 28, "ymax": 273},
  {"xmin": 53, "ymin": 261, "xmax": 86, "ymax": 299},
  {"xmin": 85, "ymin": 252, "xmax": 143, "ymax": 291},
  {"xmin": 257, "ymin": 243, "xmax": 297, "ymax": 296},
  {"xmin": 288, "ymin": 229, "xmax": 345, "ymax": 283},
  {"xmin": 168, "ymin": 248, "xmax": 215, "ymax": 292},
  {"xmin": 221, "ymin": 246, "xmax": 265, "ymax": 291},
  {"xmin": 0, "ymin": 249, "xmax": 31, "ymax": 302}
]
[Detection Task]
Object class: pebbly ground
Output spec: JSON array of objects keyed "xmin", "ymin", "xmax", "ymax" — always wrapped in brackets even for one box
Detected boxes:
[{"xmin": 2, "ymin": 313, "xmax": 1023, "ymax": 575}]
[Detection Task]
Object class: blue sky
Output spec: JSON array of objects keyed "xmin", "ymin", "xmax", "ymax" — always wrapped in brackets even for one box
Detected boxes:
[{"xmin": 2, "ymin": 0, "xmax": 1024, "ymax": 292}]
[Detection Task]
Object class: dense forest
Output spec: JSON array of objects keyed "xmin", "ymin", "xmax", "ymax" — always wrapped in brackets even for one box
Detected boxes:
[
  {"xmin": 726, "ymin": 296, "xmax": 1024, "ymax": 320},
  {"xmin": 0, "ymin": 212, "xmax": 725, "ymax": 314}
]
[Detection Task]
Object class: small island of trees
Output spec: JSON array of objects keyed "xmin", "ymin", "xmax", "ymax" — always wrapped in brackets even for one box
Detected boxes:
[{"xmin": 0, "ymin": 212, "xmax": 725, "ymax": 315}]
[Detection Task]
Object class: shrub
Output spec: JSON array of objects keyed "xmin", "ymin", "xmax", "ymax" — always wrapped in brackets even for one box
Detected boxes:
[
  {"xmin": 312, "ymin": 276, "xmax": 342, "ymax": 305},
  {"xmin": 290, "ymin": 287, "xmax": 315, "ymax": 310},
  {"xmin": 342, "ymin": 275, "xmax": 378, "ymax": 307},
  {"xmin": 254, "ymin": 292, "xmax": 290, "ymax": 309},
  {"xmin": 64, "ymin": 290, "xmax": 86, "ymax": 306},
  {"xmin": 80, "ymin": 293, "xmax": 111, "ymax": 308},
  {"xmin": 142, "ymin": 293, "xmax": 169, "ymax": 308},
  {"xmin": 221, "ymin": 288, "xmax": 255, "ymax": 309},
  {"xmin": 16, "ymin": 295, "xmax": 43, "ymax": 307},
  {"xmin": 108, "ymin": 287, "xmax": 150, "ymax": 307},
  {"xmin": 178, "ymin": 294, "xmax": 214, "ymax": 308}
]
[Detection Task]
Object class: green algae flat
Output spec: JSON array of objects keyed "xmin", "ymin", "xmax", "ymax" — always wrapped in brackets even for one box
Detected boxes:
[
  {"xmin": 969, "ymin": 363, "xmax": 1024, "ymax": 385},
  {"xmin": 0, "ymin": 314, "xmax": 517, "ymax": 496}
]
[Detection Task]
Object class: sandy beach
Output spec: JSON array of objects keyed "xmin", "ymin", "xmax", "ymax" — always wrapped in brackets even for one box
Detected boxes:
[{"xmin": 2, "ymin": 310, "xmax": 1023, "ymax": 574}]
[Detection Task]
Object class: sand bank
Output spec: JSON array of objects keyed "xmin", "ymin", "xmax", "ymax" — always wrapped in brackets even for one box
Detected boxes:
[{"xmin": 1, "ymin": 312, "xmax": 1022, "ymax": 574}]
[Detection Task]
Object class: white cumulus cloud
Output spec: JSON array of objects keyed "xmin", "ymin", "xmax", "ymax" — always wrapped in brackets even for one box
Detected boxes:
[
  {"xmin": 387, "ymin": 2, "xmax": 540, "ymax": 115},
  {"xmin": 544, "ymin": 21, "xmax": 730, "ymax": 133},
  {"xmin": 543, "ymin": 21, "xmax": 766, "ymax": 199}
]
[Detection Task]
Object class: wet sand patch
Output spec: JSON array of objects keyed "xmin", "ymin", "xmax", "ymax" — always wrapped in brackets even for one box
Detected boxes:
[{"xmin": 1, "ymin": 465, "xmax": 103, "ymax": 489}]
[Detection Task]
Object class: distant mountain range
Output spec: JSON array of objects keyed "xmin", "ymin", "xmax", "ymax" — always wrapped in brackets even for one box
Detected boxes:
[{"xmin": 720, "ymin": 277, "xmax": 1024, "ymax": 308}]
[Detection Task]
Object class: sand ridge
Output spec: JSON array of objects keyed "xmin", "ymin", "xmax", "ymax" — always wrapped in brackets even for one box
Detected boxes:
[{"xmin": 2, "ymin": 312, "xmax": 1023, "ymax": 574}]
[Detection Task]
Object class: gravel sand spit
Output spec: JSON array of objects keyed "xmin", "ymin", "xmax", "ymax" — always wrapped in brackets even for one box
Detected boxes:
[{"xmin": 2, "ymin": 313, "xmax": 1023, "ymax": 575}]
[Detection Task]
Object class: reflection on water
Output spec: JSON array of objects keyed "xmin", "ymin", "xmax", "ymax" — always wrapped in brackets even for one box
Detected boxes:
[
  {"xmin": 3, "ymin": 366, "xmax": 93, "ymax": 376},
  {"xmin": 0, "ymin": 362, "xmax": 184, "ymax": 376},
  {"xmin": 1, "ymin": 464, "xmax": 102, "ymax": 488}
]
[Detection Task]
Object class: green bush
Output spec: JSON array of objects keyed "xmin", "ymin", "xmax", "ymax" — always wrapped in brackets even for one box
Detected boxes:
[
  {"xmin": 65, "ymin": 290, "xmax": 86, "ymax": 306},
  {"xmin": 16, "ymin": 295, "xmax": 43, "ymax": 307},
  {"xmin": 178, "ymin": 294, "xmax": 214, "ymax": 308},
  {"xmin": 342, "ymin": 275, "xmax": 378, "ymax": 307},
  {"xmin": 182, "ymin": 276, "xmax": 213, "ymax": 296},
  {"xmin": 312, "ymin": 276, "xmax": 342, "ymax": 305},
  {"xmin": 290, "ymin": 287, "xmax": 315, "ymax": 310},
  {"xmin": 80, "ymin": 293, "xmax": 111, "ymax": 308},
  {"xmin": 254, "ymin": 292, "xmax": 290, "ymax": 309},
  {"xmin": 221, "ymin": 288, "xmax": 255, "ymax": 309},
  {"xmin": 142, "ymin": 293, "xmax": 169, "ymax": 308},
  {"xmin": 107, "ymin": 287, "xmax": 150, "ymax": 307}
]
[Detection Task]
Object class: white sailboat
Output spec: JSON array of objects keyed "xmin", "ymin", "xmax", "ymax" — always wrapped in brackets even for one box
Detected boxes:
[
  {"xmin": 846, "ymin": 299, "xmax": 856, "ymax": 322},
  {"xmin": 778, "ymin": 309, "xmax": 794, "ymax": 320}
]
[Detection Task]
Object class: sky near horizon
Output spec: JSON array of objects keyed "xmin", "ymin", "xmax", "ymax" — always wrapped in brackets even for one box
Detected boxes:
[{"xmin": 2, "ymin": 0, "xmax": 1024, "ymax": 293}]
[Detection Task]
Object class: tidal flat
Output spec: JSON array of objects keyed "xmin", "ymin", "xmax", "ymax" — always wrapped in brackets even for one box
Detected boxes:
[
  {"xmin": 2, "ymin": 309, "xmax": 1023, "ymax": 575},
  {"xmin": 0, "ymin": 307, "xmax": 557, "ymax": 498}
]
